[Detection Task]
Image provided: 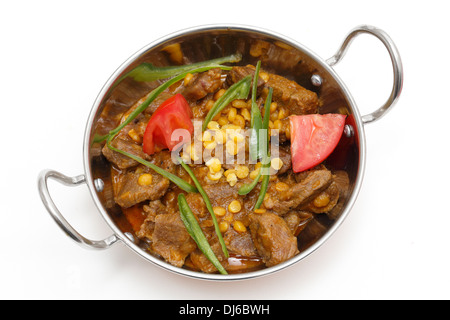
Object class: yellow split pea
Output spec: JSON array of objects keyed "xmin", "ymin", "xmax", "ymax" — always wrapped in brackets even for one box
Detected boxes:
[{"xmin": 228, "ymin": 200, "xmax": 242, "ymax": 213}]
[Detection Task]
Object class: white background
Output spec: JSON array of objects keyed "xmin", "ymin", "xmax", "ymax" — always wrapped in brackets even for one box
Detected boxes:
[{"xmin": 1, "ymin": 0, "xmax": 449, "ymax": 300}]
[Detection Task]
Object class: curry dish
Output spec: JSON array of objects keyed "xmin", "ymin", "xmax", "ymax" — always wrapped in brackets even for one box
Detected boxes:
[{"xmin": 96, "ymin": 43, "xmax": 350, "ymax": 274}]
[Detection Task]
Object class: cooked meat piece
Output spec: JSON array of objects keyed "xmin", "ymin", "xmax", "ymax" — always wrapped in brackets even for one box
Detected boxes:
[
  {"xmin": 187, "ymin": 166, "xmax": 211, "ymax": 186},
  {"xmin": 151, "ymin": 212, "xmax": 197, "ymax": 268},
  {"xmin": 275, "ymin": 145, "xmax": 292, "ymax": 175},
  {"xmin": 249, "ymin": 211, "xmax": 299, "ymax": 267},
  {"xmin": 102, "ymin": 135, "xmax": 148, "ymax": 169},
  {"xmin": 188, "ymin": 222, "xmax": 230, "ymax": 273},
  {"xmin": 189, "ymin": 235, "xmax": 229, "ymax": 273},
  {"xmin": 203, "ymin": 182, "xmax": 255, "ymax": 223},
  {"xmin": 150, "ymin": 150, "xmax": 177, "ymax": 174},
  {"xmin": 202, "ymin": 182, "xmax": 237, "ymax": 203},
  {"xmin": 226, "ymin": 65, "xmax": 265, "ymax": 89},
  {"xmin": 109, "ymin": 149, "xmax": 175, "ymax": 203},
  {"xmin": 283, "ymin": 211, "xmax": 314, "ymax": 236},
  {"xmin": 327, "ymin": 171, "xmax": 350, "ymax": 220},
  {"xmin": 136, "ymin": 200, "xmax": 168, "ymax": 241},
  {"xmin": 302, "ymin": 181, "xmax": 340, "ymax": 214},
  {"xmin": 224, "ymin": 228, "xmax": 258, "ymax": 257},
  {"xmin": 184, "ymin": 192, "xmax": 207, "ymax": 218},
  {"xmin": 294, "ymin": 164, "xmax": 327, "ymax": 182},
  {"xmin": 186, "ymin": 180, "xmax": 254, "ymax": 223},
  {"xmin": 102, "ymin": 102, "xmax": 151, "ymax": 170},
  {"xmin": 227, "ymin": 64, "xmax": 318, "ymax": 116},
  {"xmin": 266, "ymin": 73, "xmax": 319, "ymax": 115},
  {"xmin": 114, "ymin": 165, "xmax": 170, "ymax": 208},
  {"xmin": 182, "ymin": 68, "xmax": 224, "ymax": 101},
  {"xmin": 264, "ymin": 167, "xmax": 333, "ymax": 215}
]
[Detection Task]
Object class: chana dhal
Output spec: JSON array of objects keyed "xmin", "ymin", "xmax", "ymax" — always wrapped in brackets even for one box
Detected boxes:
[{"xmin": 96, "ymin": 45, "xmax": 350, "ymax": 275}]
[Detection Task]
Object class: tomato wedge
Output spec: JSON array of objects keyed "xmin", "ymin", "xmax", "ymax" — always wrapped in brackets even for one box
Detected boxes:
[
  {"xmin": 289, "ymin": 114, "xmax": 347, "ymax": 173},
  {"xmin": 143, "ymin": 94, "xmax": 194, "ymax": 155}
]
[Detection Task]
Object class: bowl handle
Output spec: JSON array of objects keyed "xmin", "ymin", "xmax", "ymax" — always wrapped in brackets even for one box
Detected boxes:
[
  {"xmin": 38, "ymin": 169, "xmax": 120, "ymax": 250},
  {"xmin": 326, "ymin": 25, "xmax": 403, "ymax": 124}
]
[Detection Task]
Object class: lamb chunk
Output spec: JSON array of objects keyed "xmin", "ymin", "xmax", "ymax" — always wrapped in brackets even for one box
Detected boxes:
[
  {"xmin": 283, "ymin": 211, "xmax": 314, "ymax": 236},
  {"xmin": 302, "ymin": 181, "xmax": 340, "ymax": 214},
  {"xmin": 226, "ymin": 65, "xmax": 265, "ymax": 89},
  {"xmin": 151, "ymin": 212, "xmax": 197, "ymax": 268},
  {"xmin": 189, "ymin": 239, "xmax": 228, "ymax": 274},
  {"xmin": 182, "ymin": 68, "xmax": 223, "ymax": 101},
  {"xmin": 102, "ymin": 135, "xmax": 147, "ymax": 170},
  {"xmin": 295, "ymin": 164, "xmax": 327, "ymax": 182},
  {"xmin": 137, "ymin": 200, "xmax": 168, "ymax": 241},
  {"xmin": 203, "ymin": 182, "xmax": 237, "ymax": 202},
  {"xmin": 150, "ymin": 150, "xmax": 177, "ymax": 174},
  {"xmin": 327, "ymin": 171, "xmax": 350, "ymax": 220},
  {"xmin": 114, "ymin": 165, "xmax": 170, "ymax": 208},
  {"xmin": 202, "ymin": 182, "xmax": 253, "ymax": 222},
  {"xmin": 189, "ymin": 225, "xmax": 229, "ymax": 273},
  {"xmin": 224, "ymin": 228, "xmax": 258, "ymax": 257},
  {"xmin": 274, "ymin": 145, "xmax": 292, "ymax": 175},
  {"xmin": 228, "ymin": 65, "xmax": 318, "ymax": 116},
  {"xmin": 184, "ymin": 192, "xmax": 207, "ymax": 218},
  {"xmin": 264, "ymin": 167, "xmax": 333, "ymax": 215},
  {"xmin": 249, "ymin": 211, "xmax": 299, "ymax": 267},
  {"xmin": 266, "ymin": 73, "xmax": 319, "ymax": 115},
  {"xmin": 180, "ymin": 182, "xmax": 239, "ymax": 217}
]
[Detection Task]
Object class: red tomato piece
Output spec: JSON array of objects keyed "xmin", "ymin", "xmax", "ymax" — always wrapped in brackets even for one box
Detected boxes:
[
  {"xmin": 289, "ymin": 114, "xmax": 347, "ymax": 173},
  {"xmin": 143, "ymin": 94, "xmax": 194, "ymax": 155}
]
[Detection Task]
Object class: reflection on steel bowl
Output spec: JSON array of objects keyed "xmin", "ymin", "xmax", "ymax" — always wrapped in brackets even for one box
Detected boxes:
[{"xmin": 38, "ymin": 24, "xmax": 403, "ymax": 281}]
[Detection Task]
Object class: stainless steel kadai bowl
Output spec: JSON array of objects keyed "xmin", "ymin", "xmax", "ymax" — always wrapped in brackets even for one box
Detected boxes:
[{"xmin": 38, "ymin": 24, "xmax": 403, "ymax": 281}]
